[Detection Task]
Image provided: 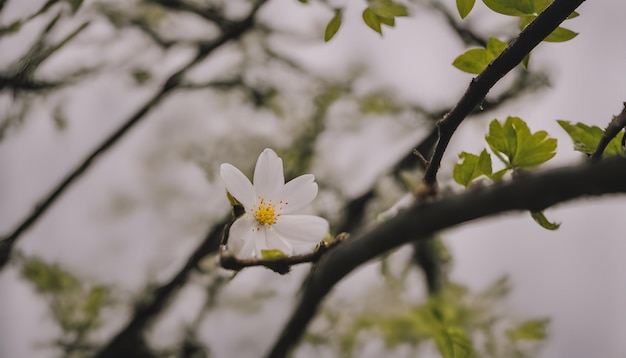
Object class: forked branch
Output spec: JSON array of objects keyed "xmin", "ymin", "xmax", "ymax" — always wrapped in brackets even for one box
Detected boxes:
[{"xmin": 421, "ymin": 0, "xmax": 586, "ymax": 192}]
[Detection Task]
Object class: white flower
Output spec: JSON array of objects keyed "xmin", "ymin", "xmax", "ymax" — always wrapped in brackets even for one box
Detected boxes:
[{"xmin": 220, "ymin": 148, "xmax": 329, "ymax": 258}]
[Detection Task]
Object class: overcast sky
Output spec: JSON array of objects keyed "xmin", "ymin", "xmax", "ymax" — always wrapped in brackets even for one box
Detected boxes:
[{"xmin": 1, "ymin": 0, "xmax": 625, "ymax": 357}]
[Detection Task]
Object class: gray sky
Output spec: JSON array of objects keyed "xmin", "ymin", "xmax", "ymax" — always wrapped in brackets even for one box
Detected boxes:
[{"xmin": 1, "ymin": 0, "xmax": 625, "ymax": 357}]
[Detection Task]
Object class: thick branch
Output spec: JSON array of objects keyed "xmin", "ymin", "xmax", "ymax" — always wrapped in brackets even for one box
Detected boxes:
[
  {"xmin": 0, "ymin": 0, "xmax": 268, "ymax": 270},
  {"xmin": 267, "ymin": 156, "xmax": 626, "ymax": 357},
  {"xmin": 422, "ymin": 0, "xmax": 586, "ymax": 188},
  {"xmin": 590, "ymin": 102, "xmax": 626, "ymax": 160}
]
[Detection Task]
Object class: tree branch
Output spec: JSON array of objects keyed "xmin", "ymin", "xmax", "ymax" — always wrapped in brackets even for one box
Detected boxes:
[
  {"xmin": 0, "ymin": 0, "xmax": 268, "ymax": 270},
  {"xmin": 220, "ymin": 232, "xmax": 348, "ymax": 275},
  {"xmin": 147, "ymin": 0, "xmax": 234, "ymax": 30},
  {"xmin": 93, "ymin": 218, "xmax": 227, "ymax": 358},
  {"xmin": 267, "ymin": 155, "xmax": 626, "ymax": 357},
  {"xmin": 422, "ymin": 0, "xmax": 586, "ymax": 191}
]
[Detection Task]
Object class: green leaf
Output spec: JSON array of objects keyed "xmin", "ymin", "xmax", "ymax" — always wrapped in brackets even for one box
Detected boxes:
[
  {"xmin": 507, "ymin": 319, "xmax": 550, "ymax": 342},
  {"xmin": 325, "ymin": 9, "xmax": 343, "ymax": 42},
  {"xmin": 362, "ymin": 7, "xmax": 382, "ymax": 34},
  {"xmin": 557, "ymin": 120, "xmax": 625, "ymax": 156},
  {"xmin": 378, "ymin": 15, "xmax": 395, "ymax": 27},
  {"xmin": 261, "ymin": 249, "xmax": 288, "ymax": 260},
  {"xmin": 362, "ymin": 1, "xmax": 407, "ymax": 35},
  {"xmin": 530, "ymin": 211, "xmax": 560, "ymax": 230},
  {"xmin": 543, "ymin": 26, "xmax": 578, "ymax": 42},
  {"xmin": 531, "ymin": 0, "xmax": 577, "ymax": 16},
  {"xmin": 521, "ymin": 53, "xmax": 530, "ymax": 70},
  {"xmin": 531, "ymin": 0, "xmax": 552, "ymax": 13},
  {"xmin": 520, "ymin": 16, "xmax": 578, "ymax": 42},
  {"xmin": 434, "ymin": 326, "xmax": 473, "ymax": 358},
  {"xmin": 457, "ymin": 0, "xmax": 476, "ymax": 18},
  {"xmin": 482, "ymin": 0, "xmax": 534, "ymax": 16},
  {"xmin": 489, "ymin": 168, "xmax": 509, "ymax": 181},
  {"xmin": 485, "ymin": 117, "xmax": 557, "ymax": 169},
  {"xmin": 453, "ymin": 37, "xmax": 506, "ymax": 74},
  {"xmin": 486, "ymin": 36, "xmax": 508, "ymax": 56},
  {"xmin": 567, "ymin": 11, "xmax": 580, "ymax": 19},
  {"xmin": 371, "ymin": 0, "xmax": 409, "ymax": 18},
  {"xmin": 453, "ymin": 149, "xmax": 492, "ymax": 187},
  {"xmin": 453, "ymin": 49, "xmax": 491, "ymax": 74}
]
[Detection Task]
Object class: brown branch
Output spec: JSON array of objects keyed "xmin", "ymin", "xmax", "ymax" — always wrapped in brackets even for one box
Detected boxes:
[
  {"xmin": 220, "ymin": 231, "xmax": 348, "ymax": 275},
  {"xmin": 590, "ymin": 102, "xmax": 626, "ymax": 160},
  {"xmin": 267, "ymin": 155, "xmax": 626, "ymax": 358},
  {"xmin": 422, "ymin": 0, "xmax": 586, "ymax": 191},
  {"xmin": 0, "ymin": 0, "xmax": 269, "ymax": 270}
]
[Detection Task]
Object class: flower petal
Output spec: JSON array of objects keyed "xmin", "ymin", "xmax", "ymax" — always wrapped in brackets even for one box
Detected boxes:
[
  {"xmin": 220, "ymin": 163, "xmax": 255, "ymax": 209},
  {"xmin": 228, "ymin": 215, "xmax": 258, "ymax": 258},
  {"xmin": 273, "ymin": 215, "xmax": 329, "ymax": 245},
  {"xmin": 259, "ymin": 227, "xmax": 294, "ymax": 257},
  {"xmin": 280, "ymin": 174, "xmax": 318, "ymax": 214},
  {"xmin": 253, "ymin": 148, "xmax": 285, "ymax": 200}
]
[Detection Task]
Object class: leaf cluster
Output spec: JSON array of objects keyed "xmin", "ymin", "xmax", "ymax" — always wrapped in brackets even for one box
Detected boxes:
[
  {"xmin": 324, "ymin": 0, "xmax": 408, "ymax": 42},
  {"xmin": 453, "ymin": 0, "xmax": 578, "ymax": 73},
  {"xmin": 307, "ymin": 268, "xmax": 550, "ymax": 358},
  {"xmin": 454, "ymin": 117, "xmax": 556, "ymax": 186},
  {"xmin": 454, "ymin": 117, "xmax": 559, "ymax": 230}
]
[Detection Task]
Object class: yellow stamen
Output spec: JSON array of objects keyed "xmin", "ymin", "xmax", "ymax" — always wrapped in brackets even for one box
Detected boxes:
[{"xmin": 254, "ymin": 197, "xmax": 279, "ymax": 225}]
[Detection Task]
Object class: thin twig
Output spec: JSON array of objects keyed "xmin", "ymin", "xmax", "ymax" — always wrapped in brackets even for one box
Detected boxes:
[
  {"xmin": 590, "ymin": 102, "xmax": 626, "ymax": 160},
  {"xmin": 220, "ymin": 232, "xmax": 348, "ymax": 274}
]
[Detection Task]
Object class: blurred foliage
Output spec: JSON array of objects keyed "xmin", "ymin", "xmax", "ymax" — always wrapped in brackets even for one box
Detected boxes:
[
  {"xmin": 21, "ymin": 257, "xmax": 109, "ymax": 355},
  {"xmin": 302, "ymin": 247, "xmax": 549, "ymax": 358},
  {"xmin": 359, "ymin": 92, "xmax": 398, "ymax": 115},
  {"xmin": 0, "ymin": 0, "xmax": 91, "ymax": 139},
  {"xmin": 282, "ymin": 84, "xmax": 347, "ymax": 179},
  {"xmin": 3, "ymin": 0, "xmax": 588, "ymax": 356}
]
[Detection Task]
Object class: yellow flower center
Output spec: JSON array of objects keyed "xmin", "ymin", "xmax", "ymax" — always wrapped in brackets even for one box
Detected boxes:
[{"xmin": 254, "ymin": 197, "xmax": 281, "ymax": 226}]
